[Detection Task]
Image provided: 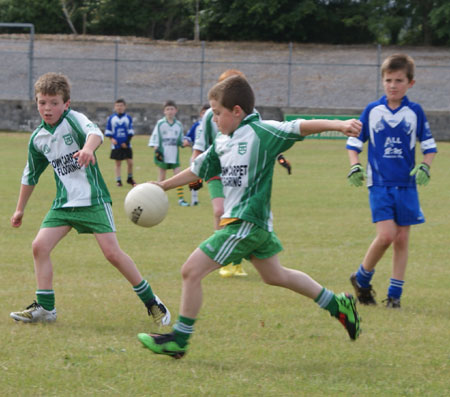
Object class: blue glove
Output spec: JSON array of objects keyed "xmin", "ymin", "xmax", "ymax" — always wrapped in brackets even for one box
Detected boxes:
[
  {"xmin": 410, "ymin": 163, "xmax": 430, "ymax": 186},
  {"xmin": 347, "ymin": 163, "xmax": 366, "ymax": 187}
]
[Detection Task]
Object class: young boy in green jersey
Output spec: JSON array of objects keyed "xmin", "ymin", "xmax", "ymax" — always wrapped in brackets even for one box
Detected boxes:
[
  {"xmin": 149, "ymin": 100, "xmax": 189, "ymax": 206},
  {"xmin": 138, "ymin": 75, "xmax": 363, "ymax": 359},
  {"xmin": 10, "ymin": 72, "xmax": 170, "ymax": 326}
]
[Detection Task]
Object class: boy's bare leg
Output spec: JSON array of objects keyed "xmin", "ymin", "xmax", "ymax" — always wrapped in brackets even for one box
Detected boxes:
[
  {"xmin": 392, "ymin": 225, "xmax": 410, "ymax": 280},
  {"xmin": 126, "ymin": 158, "xmax": 133, "ymax": 175},
  {"xmin": 158, "ymin": 167, "xmax": 166, "ymax": 182},
  {"xmin": 251, "ymin": 254, "xmax": 322, "ymax": 299},
  {"xmin": 115, "ymin": 160, "xmax": 122, "ymax": 179},
  {"xmin": 362, "ymin": 220, "xmax": 398, "ymax": 271},
  {"xmin": 211, "ymin": 197, "xmax": 224, "ymax": 230},
  {"xmin": 95, "ymin": 232, "xmax": 143, "ymax": 286},
  {"xmin": 179, "ymin": 248, "xmax": 220, "ymax": 318},
  {"xmin": 32, "ymin": 226, "xmax": 71, "ymax": 289}
]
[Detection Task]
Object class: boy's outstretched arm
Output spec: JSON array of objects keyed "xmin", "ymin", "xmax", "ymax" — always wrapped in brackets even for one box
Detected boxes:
[
  {"xmin": 11, "ymin": 184, "xmax": 35, "ymax": 227},
  {"xmin": 300, "ymin": 119, "xmax": 362, "ymax": 137},
  {"xmin": 153, "ymin": 168, "xmax": 199, "ymax": 191},
  {"xmin": 73, "ymin": 134, "xmax": 103, "ymax": 167}
]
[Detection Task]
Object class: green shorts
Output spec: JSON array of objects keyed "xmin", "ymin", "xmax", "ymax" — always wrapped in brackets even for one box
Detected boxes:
[
  {"xmin": 41, "ymin": 203, "xmax": 116, "ymax": 234},
  {"xmin": 207, "ymin": 178, "xmax": 225, "ymax": 200},
  {"xmin": 154, "ymin": 158, "xmax": 179, "ymax": 170},
  {"xmin": 199, "ymin": 220, "xmax": 283, "ymax": 266}
]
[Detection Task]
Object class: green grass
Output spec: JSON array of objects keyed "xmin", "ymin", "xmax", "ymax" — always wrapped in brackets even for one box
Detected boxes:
[{"xmin": 1, "ymin": 132, "xmax": 449, "ymax": 396}]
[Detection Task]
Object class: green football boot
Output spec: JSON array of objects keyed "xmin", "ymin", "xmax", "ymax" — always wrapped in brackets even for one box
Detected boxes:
[
  {"xmin": 335, "ymin": 293, "xmax": 361, "ymax": 340},
  {"xmin": 138, "ymin": 332, "xmax": 187, "ymax": 359}
]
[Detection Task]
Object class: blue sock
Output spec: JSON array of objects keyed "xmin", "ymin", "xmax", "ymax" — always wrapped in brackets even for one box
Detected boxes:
[
  {"xmin": 388, "ymin": 278, "xmax": 404, "ymax": 299},
  {"xmin": 355, "ymin": 264, "xmax": 374, "ymax": 288}
]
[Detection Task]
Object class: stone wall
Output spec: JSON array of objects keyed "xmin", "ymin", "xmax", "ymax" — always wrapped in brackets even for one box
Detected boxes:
[{"xmin": 1, "ymin": 100, "xmax": 449, "ymax": 141}]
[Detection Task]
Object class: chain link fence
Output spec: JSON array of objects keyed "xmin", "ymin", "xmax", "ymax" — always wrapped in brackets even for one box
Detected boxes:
[{"xmin": 1, "ymin": 24, "xmax": 449, "ymax": 111}]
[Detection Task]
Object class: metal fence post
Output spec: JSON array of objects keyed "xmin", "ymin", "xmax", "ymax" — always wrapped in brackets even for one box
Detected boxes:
[
  {"xmin": 28, "ymin": 24, "xmax": 35, "ymax": 100},
  {"xmin": 376, "ymin": 43, "xmax": 381, "ymax": 100},
  {"xmin": 287, "ymin": 42, "xmax": 292, "ymax": 107},
  {"xmin": 200, "ymin": 41, "xmax": 205, "ymax": 104},
  {"xmin": 114, "ymin": 38, "xmax": 119, "ymax": 101}
]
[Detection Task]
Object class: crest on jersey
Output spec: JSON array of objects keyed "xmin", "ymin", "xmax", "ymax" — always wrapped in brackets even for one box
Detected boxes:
[
  {"xmin": 238, "ymin": 142, "xmax": 247, "ymax": 155},
  {"xmin": 63, "ymin": 134, "xmax": 74, "ymax": 145},
  {"xmin": 43, "ymin": 144, "xmax": 51, "ymax": 154}
]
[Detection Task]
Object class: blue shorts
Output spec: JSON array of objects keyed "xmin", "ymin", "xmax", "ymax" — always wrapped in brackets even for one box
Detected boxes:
[{"xmin": 369, "ymin": 186, "xmax": 425, "ymax": 226}]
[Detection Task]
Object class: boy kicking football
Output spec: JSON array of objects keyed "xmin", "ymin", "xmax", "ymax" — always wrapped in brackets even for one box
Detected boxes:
[{"xmin": 138, "ymin": 75, "xmax": 362, "ymax": 359}]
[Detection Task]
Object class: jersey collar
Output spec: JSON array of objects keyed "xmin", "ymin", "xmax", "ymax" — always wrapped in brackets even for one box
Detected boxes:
[{"xmin": 40, "ymin": 108, "xmax": 71, "ymax": 133}]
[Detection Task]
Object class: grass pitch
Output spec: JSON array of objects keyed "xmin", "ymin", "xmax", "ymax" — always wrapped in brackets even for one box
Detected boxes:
[{"xmin": 0, "ymin": 132, "xmax": 449, "ymax": 396}]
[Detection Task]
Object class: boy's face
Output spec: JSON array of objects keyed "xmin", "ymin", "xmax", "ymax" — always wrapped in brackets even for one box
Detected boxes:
[
  {"xmin": 382, "ymin": 70, "xmax": 415, "ymax": 108},
  {"xmin": 210, "ymin": 99, "xmax": 243, "ymax": 135},
  {"xmin": 36, "ymin": 93, "xmax": 70, "ymax": 126},
  {"xmin": 114, "ymin": 102, "xmax": 126, "ymax": 114},
  {"xmin": 164, "ymin": 105, "xmax": 177, "ymax": 120}
]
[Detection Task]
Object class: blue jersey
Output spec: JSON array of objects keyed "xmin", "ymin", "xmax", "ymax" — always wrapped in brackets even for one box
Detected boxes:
[
  {"xmin": 185, "ymin": 120, "xmax": 200, "ymax": 146},
  {"xmin": 346, "ymin": 95, "xmax": 437, "ymax": 187},
  {"xmin": 105, "ymin": 112, "xmax": 134, "ymax": 149}
]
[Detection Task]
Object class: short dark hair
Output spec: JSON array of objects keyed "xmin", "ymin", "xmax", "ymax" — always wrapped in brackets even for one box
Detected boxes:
[
  {"xmin": 115, "ymin": 98, "xmax": 126, "ymax": 105},
  {"xmin": 381, "ymin": 54, "xmax": 415, "ymax": 81},
  {"xmin": 164, "ymin": 100, "xmax": 177, "ymax": 109},
  {"xmin": 208, "ymin": 75, "xmax": 254, "ymax": 115}
]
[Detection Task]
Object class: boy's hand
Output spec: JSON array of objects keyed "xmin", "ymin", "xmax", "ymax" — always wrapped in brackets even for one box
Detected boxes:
[
  {"xmin": 11, "ymin": 210, "xmax": 24, "ymax": 228},
  {"xmin": 111, "ymin": 138, "xmax": 118, "ymax": 145},
  {"xmin": 189, "ymin": 179, "xmax": 203, "ymax": 191},
  {"xmin": 277, "ymin": 154, "xmax": 292, "ymax": 175},
  {"xmin": 120, "ymin": 142, "xmax": 128, "ymax": 149},
  {"xmin": 340, "ymin": 119, "xmax": 362, "ymax": 137},
  {"xmin": 347, "ymin": 163, "xmax": 366, "ymax": 187},
  {"xmin": 73, "ymin": 148, "xmax": 96, "ymax": 167},
  {"xmin": 410, "ymin": 163, "xmax": 430, "ymax": 186},
  {"xmin": 155, "ymin": 148, "xmax": 164, "ymax": 162}
]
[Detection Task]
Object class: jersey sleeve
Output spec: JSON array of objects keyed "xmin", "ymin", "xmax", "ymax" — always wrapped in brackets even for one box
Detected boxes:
[
  {"xmin": 105, "ymin": 115, "xmax": 113, "ymax": 137},
  {"xmin": 66, "ymin": 111, "xmax": 104, "ymax": 146},
  {"xmin": 148, "ymin": 123, "xmax": 159, "ymax": 147},
  {"xmin": 127, "ymin": 115, "xmax": 135, "ymax": 137},
  {"xmin": 346, "ymin": 107, "xmax": 370, "ymax": 153},
  {"xmin": 260, "ymin": 119, "xmax": 304, "ymax": 154},
  {"xmin": 414, "ymin": 104, "xmax": 437, "ymax": 155},
  {"xmin": 21, "ymin": 133, "xmax": 49, "ymax": 185},
  {"xmin": 190, "ymin": 145, "xmax": 221, "ymax": 180}
]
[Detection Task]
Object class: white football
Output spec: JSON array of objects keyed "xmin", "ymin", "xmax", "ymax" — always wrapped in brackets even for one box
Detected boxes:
[{"xmin": 124, "ymin": 183, "xmax": 169, "ymax": 227}]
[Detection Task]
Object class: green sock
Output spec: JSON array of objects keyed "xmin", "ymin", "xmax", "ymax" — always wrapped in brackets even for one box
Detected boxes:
[
  {"xmin": 173, "ymin": 315, "xmax": 196, "ymax": 347},
  {"xmin": 133, "ymin": 280, "xmax": 154, "ymax": 304},
  {"xmin": 36, "ymin": 289, "xmax": 55, "ymax": 311},
  {"xmin": 314, "ymin": 288, "xmax": 338, "ymax": 317}
]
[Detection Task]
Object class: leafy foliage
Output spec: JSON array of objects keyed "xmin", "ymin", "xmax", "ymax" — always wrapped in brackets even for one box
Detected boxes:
[{"xmin": 0, "ymin": 0, "xmax": 449, "ymax": 44}]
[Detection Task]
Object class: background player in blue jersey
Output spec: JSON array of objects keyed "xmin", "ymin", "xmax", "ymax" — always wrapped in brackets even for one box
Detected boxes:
[
  {"xmin": 346, "ymin": 54, "xmax": 437, "ymax": 308},
  {"xmin": 105, "ymin": 98, "xmax": 136, "ymax": 187},
  {"xmin": 183, "ymin": 104, "xmax": 210, "ymax": 206}
]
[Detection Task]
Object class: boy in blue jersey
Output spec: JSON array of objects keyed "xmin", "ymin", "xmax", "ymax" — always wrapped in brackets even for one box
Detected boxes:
[
  {"xmin": 183, "ymin": 104, "xmax": 210, "ymax": 206},
  {"xmin": 138, "ymin": 75, "xmax": 363, "ymax": 359},
  {"xmin": 346, "ymin": 54, "xmax": 437, "ymax": 308},
  {"xmin": 9, "ymin": 73, "xmax": 170, "ymax": 326},
  {"xmin": 105, "ymin": 98, "xmax": 136, "ymax": 187}
]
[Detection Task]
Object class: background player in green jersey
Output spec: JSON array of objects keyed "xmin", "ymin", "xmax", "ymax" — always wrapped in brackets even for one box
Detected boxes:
[
  {"xmin": 10, "ymin": 72, "xmax": 170, "ymax": 326},
  {"xmin": 138, "ymin": 75, "xmax": 363, "ymax": 359},
  {"xmin": 149, "ymin": 100, "xmax": 189, "ymax": 206}
]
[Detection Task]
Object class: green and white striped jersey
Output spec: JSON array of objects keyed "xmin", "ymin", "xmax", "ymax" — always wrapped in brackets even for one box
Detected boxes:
[
  {"xmin": 192, "ymin": 108, "xmax": 217, "ymax": 152},
  {"xmin": 22, "ymin": 109, "xmax": 111, "ymax": 208},
  {"xmin": 191, "ymin": 113, "xmax": 303, "ymax": 231},
  {"xmin": 148, "ymin": 117, "xmax": 184, "ymax": 164}
]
